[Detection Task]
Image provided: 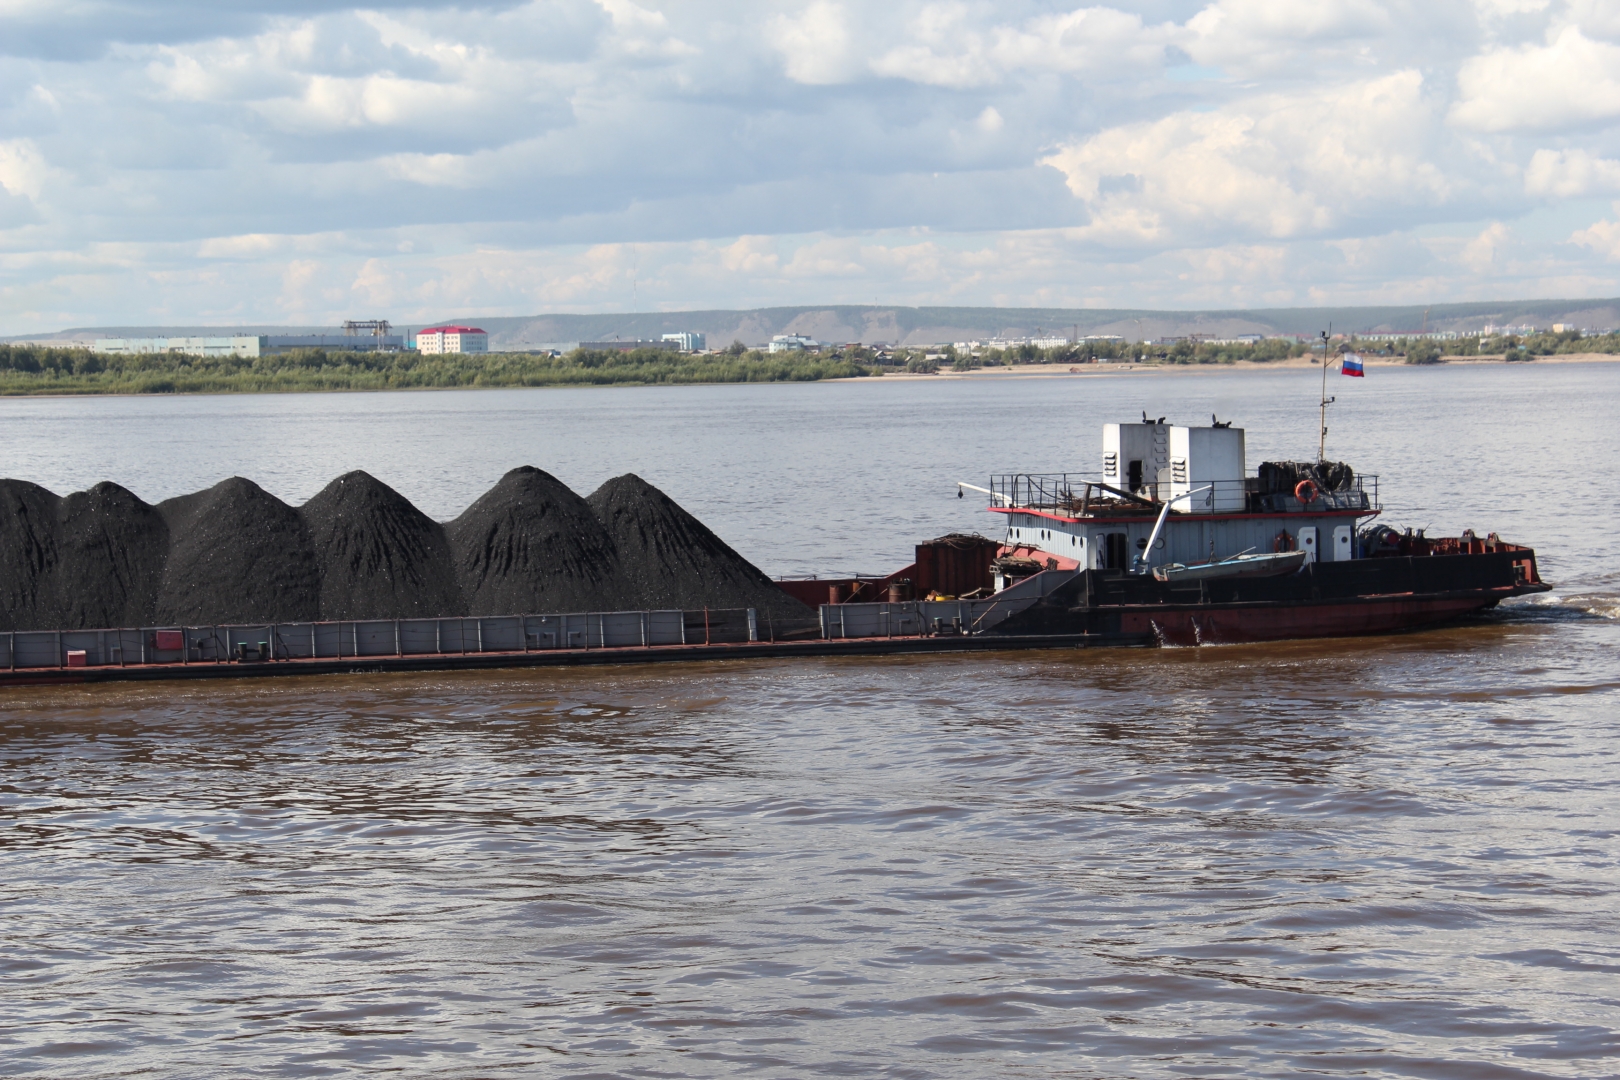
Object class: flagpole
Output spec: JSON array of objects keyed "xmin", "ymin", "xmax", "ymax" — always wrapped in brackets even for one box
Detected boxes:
[{"xmin": 1318, "ymin": 325, "xmax": 1333, "ymax": 462}]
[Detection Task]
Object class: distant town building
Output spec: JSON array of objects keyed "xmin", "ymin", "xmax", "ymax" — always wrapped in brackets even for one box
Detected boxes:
[
  {"xmin": 1356, "ymin": 331, "xmax": 1461, "ymax": 343},
  {"xmin": 768, "ymin": 334, "xmax": 818, "ymax": 353},
  {"xmin": 416, "ymin": 326, "xmax": 489, "ymax": 354},
  {"xmin": 661, "ymin": 331, "xmax": 706, "ymax": 352},
  {"xmin": 578, "ymin": 339, "xmax": 680, "ymax": 353}
]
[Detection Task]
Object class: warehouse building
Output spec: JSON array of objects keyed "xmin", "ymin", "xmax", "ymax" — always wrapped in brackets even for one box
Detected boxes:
[
  {"xmin": 266, "ymin": 333, "xmax": 404, "ymax": 352},
  {"xmin": 95, "ymin": 336, "xmax": 265, "ymax": 358},
  {"xmin": 94, "ymin": 333, "xmax": 406, "ymax": 358},
  {"xmin": 415, "ymin": 326, "xmax": 489, "ymax": 354}
]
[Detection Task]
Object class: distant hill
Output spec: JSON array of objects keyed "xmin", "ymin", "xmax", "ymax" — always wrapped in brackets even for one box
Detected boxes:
[{"xmin": 10, "ymin": 299, "xmax": 1619, "ymax": 350}]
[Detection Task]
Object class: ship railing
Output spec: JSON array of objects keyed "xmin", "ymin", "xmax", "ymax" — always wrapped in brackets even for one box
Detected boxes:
[
  {"xmin": 989, "ymin": 473, "xmax": 1111, "ymax": 515},
  {"xmin": 986, "ymin": 473, "xmax": 1380, "ymax": 516},
  {"xmin": 0, "ymin": 607, "xmax": 830, "ymax": 670}
]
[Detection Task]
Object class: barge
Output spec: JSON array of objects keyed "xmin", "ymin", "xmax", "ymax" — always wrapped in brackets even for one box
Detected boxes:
[{"xmin": 0, "ymin": 418, "xmax": 1550, "ymax": 686}]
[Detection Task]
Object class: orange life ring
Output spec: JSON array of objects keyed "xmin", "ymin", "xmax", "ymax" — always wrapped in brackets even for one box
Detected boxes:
[
  {"xmin": 1294, "ymin": 479, "xmax": 1320, "ymax": 504},
  {"xmin": 1274, "ymin": 530, "xmax": 1295, "ymax": 553}
]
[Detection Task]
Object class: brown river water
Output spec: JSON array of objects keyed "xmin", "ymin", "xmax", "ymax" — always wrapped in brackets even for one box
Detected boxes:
[{"xmin": 2, "ymin": 363, "xmax": 1618, "ymax": 1077}]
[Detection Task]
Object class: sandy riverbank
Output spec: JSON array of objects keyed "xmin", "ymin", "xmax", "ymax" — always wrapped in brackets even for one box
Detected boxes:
[{"xmin": 862, "ymin": 352, "xmax": 1619, "ymax": 380}]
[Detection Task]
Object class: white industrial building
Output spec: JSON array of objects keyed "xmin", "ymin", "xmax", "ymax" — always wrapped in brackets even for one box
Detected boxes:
[
  {"xmin": 768, "ymin": 334, "xmax": 818, "ymax": 353},
  {"xmin": 415, "ymin": 326, "xmax": 489, "ymax": 354},
  {"xmin": 661, "ymin": 331, "xmax": 706, "ymax": 352},
  {"xmin": 93, "ymin": 332, "xmax": 407, "ymax": 357},
  {"xmin": 95, "ymin": 336, "xmax": 264, "ymax": 358}
]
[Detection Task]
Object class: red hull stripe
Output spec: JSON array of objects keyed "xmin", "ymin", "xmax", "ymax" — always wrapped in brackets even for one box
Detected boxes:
[{"xmin": 1122, "ymin": 595, "xmax": 1497, "ymax": 645}]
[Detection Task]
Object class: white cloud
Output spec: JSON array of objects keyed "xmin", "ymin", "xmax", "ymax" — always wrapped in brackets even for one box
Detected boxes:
[
  {"xmin": 1452, "ymin": 25, "xmax": 1620, "ymax": 132},
  {"xmin": 1571, "ymin": 207, "xmax": 1620, "ymax": 258},
  {"xmin": 1184, "ymin": 0, "xmax": 1393, "ymax": 74},
  {"xmin": 1458, "ymin": 221, "xmax": 1512, "ymax": 273},
  {"xmin": 1563, "ymin": 0, "xmax": 1620, "ymax": 41},
  {"xmin": 769, "ymin": 1, "xmax": 862, "ymax": 85},
  {"xmin": 1473, "ymin": 0, "xmax": 1550, "ymax": 19},
  {"xmin": 1524, "ymin": 147, "xmax": 1620, "ymax": 196},
  {"xmin": 1042, "ymin": 71, "xmax": 1454, "ymax": 247},
  {"xmin": 0, "ymin": 138, "xmax": 49, "ymax": 200},
  {"xmin": 868, "ymin": 4, "xmax": 1174, "ymax": 88}
]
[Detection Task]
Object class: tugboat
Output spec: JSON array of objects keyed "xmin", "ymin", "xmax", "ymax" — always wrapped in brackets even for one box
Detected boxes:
[{"xmin": 944, "ymin": 417, "xmax": 1551, "ymax": 644}]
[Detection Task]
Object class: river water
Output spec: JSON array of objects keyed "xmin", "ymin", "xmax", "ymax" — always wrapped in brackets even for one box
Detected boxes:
[{"xmin": 2, "ymin": 363, "xmax": 1618, "ymax": 1077}]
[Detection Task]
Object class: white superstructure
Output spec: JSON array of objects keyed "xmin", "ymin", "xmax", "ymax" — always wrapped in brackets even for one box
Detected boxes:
[{"xmin": 982, "ymin": 419, "xmax": 1380, "ymax": 578}]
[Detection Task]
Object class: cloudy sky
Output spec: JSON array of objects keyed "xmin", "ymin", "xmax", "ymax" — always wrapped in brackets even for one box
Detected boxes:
[{"xmin": 3, "ymin": 0, "xmax": 1620, "ymax": 330}]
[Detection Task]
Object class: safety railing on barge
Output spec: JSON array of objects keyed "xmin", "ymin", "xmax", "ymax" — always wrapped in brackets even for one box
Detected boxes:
[
  {"xmin": 0, "ymin": 569, "xmax": 1084, "ymax": 672},
  {"xmin": 987, "ymin": 473, "xmax": 1380, "ymax": 516},
  {"xmin": 0, "ymin": 608, "xmax": 826, "ymax": 671}
]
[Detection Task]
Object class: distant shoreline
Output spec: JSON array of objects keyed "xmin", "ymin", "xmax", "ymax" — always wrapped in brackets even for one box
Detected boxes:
[
  {"xmin": 858, "ymin": 352, "xmax": 1620, "ymax": 381},
  {"xmin": 0, "ymin": 351, "xmax": 1613, "ymax": 400}
]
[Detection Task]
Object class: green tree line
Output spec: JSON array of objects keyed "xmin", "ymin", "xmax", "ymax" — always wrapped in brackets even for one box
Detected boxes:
[{"xmin": 0, "ymin": 345, "xmax": 875, "ymax": 395}]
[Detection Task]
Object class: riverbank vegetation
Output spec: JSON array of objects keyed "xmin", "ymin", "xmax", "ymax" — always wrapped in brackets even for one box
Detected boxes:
[{"xmin": 0, "ymin": 345, "xmax": 875, "ymax": 395}]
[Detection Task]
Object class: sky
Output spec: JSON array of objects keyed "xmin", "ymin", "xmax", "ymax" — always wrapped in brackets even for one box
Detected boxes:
[{"xmin": 3, "ymin": 0, "xmax": 1620, "ymax": 331}]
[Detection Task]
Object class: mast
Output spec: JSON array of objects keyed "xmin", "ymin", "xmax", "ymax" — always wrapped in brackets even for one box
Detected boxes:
[{"xmin": 1318, "ymin": 325, "xmax": 1336, "ymax": 462}]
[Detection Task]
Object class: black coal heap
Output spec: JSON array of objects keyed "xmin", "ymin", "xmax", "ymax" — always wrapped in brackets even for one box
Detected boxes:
[
  {"xmin": 156, "ymin": 478, "xmax": 320, "ymax": 625},
  {"xmin": 0, "ymin": 479, "xmax": 169, "ymax": 631},
  {"xmin": 447, "ymin": 466, "xmax": 628, "ymax": 616},
  {"xmin": 0, "ymin": 468, "xmax": 807, "ymax": 631},
  {"xmin": 588, "ymin": 473, "xmax": 808, "ymax": 618},
  {"xmin": 304, "ymin": 471, "xmax": 461, "ymax": 620}
]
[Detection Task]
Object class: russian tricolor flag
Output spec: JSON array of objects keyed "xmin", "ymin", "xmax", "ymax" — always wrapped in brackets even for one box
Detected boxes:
[{"xmin": 1341, "ymin": 353, "xmax": 1365, "ymax": 377}]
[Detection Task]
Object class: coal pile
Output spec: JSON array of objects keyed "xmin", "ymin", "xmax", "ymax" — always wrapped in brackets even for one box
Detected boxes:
[
  {"xmin": 588, "ymin": 473, "xmax": 810, "ymax": 619},
  {"xmin": 0, "ymin": 480, "xmax": 65, "ymax": 631},
  {"xmin": 0, "ymin": 480, "xmax": 169, "ymax": 632},
  {"xmin": 447, "ymin": 466, "xmax": 630, "ymax": 615},
  {"xmin": 156, "ymin": 478, "xmax": 320, "ymax": 625},
  {"xmin": 303, "ymin": 471, "xmax": 461, "ymax": 620},
  {"xmin": 54, "ymin": 483, "xmax": 169, "ymax": 630},
  {"xmin": 1, "ymin": 467, "xmax": 809, "ymax": 631}
]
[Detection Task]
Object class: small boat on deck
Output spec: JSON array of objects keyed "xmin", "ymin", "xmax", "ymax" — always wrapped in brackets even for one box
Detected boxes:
[{"xmin": 1151, "ymin": 549, "xmax": 1309, "ymax": 584}]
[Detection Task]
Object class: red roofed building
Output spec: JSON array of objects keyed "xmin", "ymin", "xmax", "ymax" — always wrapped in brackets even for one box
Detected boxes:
[{"xmin": 415, "ymin": 325, "xmax": 489, "ymax": 354}]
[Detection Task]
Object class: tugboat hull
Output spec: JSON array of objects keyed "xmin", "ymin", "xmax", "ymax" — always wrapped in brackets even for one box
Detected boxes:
[
  {"xmin": 1119, "ymin": 594, "xmax": 1505, "ymax": 646},
  {"xmin": 992, "ymin": 551, "xmax": 1545, "ymax": 645}
]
